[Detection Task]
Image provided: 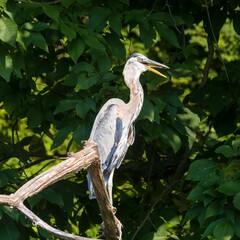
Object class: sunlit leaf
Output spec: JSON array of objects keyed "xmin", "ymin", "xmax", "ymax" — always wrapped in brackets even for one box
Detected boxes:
[
  {"xmin": 0, "ymin": 53, "xmax": 13, "ymax": 82},
  {"xmin": 0, "ymin": 16, "xmax": 17, "ymax": 47}
]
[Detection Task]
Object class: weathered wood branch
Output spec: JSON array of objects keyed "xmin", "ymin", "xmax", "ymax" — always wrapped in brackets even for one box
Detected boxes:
[
  {"xmin": 89, "ymin": 162, "xmax": 122, "ymax": 240},
  {"xmin": 0, "ymin": 140, "xmax": 122, "ymax": 240}
]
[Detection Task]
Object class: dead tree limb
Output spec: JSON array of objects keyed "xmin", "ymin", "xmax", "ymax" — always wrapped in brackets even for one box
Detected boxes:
[{"xmin": 0, "ymin": 140, "xmax": 122, "ymax": 240}]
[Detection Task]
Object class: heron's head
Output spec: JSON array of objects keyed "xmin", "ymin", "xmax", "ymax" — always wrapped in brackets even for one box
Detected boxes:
[{"xmin": 123, "ymin": 53, "xmax": 169, "ymax": 80}]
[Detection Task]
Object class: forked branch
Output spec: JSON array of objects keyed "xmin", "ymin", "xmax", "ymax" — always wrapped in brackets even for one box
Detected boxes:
[{"xmin": 0, "ymin": 140, "xmax": 122, "ymax": 240}]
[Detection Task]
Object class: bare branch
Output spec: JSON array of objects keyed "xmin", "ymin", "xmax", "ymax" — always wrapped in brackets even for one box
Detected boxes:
[
  {"xmin": 0, "ymin": 140, "xmax": 122, "ymax": 240},
  {"xmin": 89, "ymin": 161, "xmax": 122, "ymax": 240}
]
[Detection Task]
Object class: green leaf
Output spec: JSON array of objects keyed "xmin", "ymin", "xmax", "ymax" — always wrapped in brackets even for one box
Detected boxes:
[
  {"xmin": 205, "ymin": 201, "xmax": 221, "ymax": 220},
  {"xmin": 42, "ymin": 4, "xmax": 59, "ymax": 22},
  {"xmin": 213, "ymin": 107, "xmax": 236, "ymax": 137},
  {"xmin": 105, "ymin": 33, "xmax": 126, "ymax": 60},
  {"xmin": 160, "ymin": 122, "xmax": 182, "ymax": 153},
  {"xmin": 61, "ymin": 0, "xmax": 76, "ymax": 8},
  {"xmin": 75, "ymin": 99, "xmax": 95, "ymax": 119},
  {"xmin": 203, "ymin": 218, "xmax": 225, "ymax": 238},
  {"xmin": 109, "ymin": 12, "xmax": 122, "ymax": 35},
  {"xmin": 0, "ymin": 16, "xmax": 17, "ymax": 47},
  {"xmin": 150, "ymin": 12, "xmax": 184, "ymax": 26},
  {"xmin": 140, "ymin": 23, "xmax": 156, "ymax": 48},
  {"xmin": 233, "ymin": 193, "xmax": 240, "ymax": 210},
  {"xmin": 42, "ymin": 188, "xmax": 64, "ymax": 207},
  {"xmin": 54, "ymin": 99, "xmax": 78, "ymax": 114},
  {"xmin": 27, "ymin": 106, "xmax": 43, "ymax": 129},
  {"xmin": 139, "ymin": 99, "xmax": 154, "ymax": 122},
  {"xmin": 52, "ymin": 124, "xmax": 76, "ymax": 149},
  {"xmin": 73, "ymin": 121, "xmax": 92, "ymax": 143},
  {"xmin": 183, "ymin": 205, "xmax": 201, "ymax": 223},
  {"xmin": 155, "ymin": 23, "xmax": 180, "ymax": 48},
  {"xmin": 232, "ymin": 136, "xmax": 240, "ymax": 154},
  {"xmin": 213, "ymin": 220, "xmax": 233, "ymax": 240},
  {"xmin": 217, "ymin": 181, "xmax": 240, "ymax": 196},
  {"xmin": 187, "ymin": 185, "xmax": 205, "ymax": 201},
  {"xmin": 215, "ymin": 145, "xmax": 234, "ymax": 158},
  {"xmin": 0, "ymin": 215, "xmax": 20, "ymax": 240},
  {"xmin": 83, "ymin": 34, "xmax": 105, "ymax": 52},
  {"xmin": 233, "ymin": 12, "xmax": 240, "ymax": 35},
  {"xmin": 0, "ymin": 0, "xmax": 7, "ymax": 8},
  {"xmin": 86, "ymin": 7, "xmax": 110, "ymax": 30},
  {"xmin": 60, "ymin": 23, "xmax": 76, "ymax": 40},
  {"xmin": 68, "ymin": 38, "xmax": 85, "ymax": 63},
  {"xmin": 77, "ymin": 74, "xmax": 99, "ymax": 90},
  {"xmin": 29, "ymin": 32, "xmax": 49, "ymax": 52},
  {"xmin": 0, "ymin": 53, "xmax": 13, "ymax": 82},
  {"xmin": 186, "ymin": 159, "xmax": 217, "ymax": 182}
]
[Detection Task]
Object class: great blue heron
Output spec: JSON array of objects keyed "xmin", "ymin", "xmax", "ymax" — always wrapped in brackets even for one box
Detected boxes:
[{"xmin": 87, "ymin": 53, "xmax": 169, "ymax": 204}]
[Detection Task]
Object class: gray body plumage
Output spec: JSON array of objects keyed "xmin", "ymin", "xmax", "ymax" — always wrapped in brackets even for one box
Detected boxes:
[{"xmin": 87, "ymin": 53, "xmax": 168, "ymax": 202}]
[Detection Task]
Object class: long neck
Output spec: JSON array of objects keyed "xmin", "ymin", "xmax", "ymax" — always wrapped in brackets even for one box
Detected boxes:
[{"xmin": 127, "ymin": 77, "xmax": 144, "ymax": 122}]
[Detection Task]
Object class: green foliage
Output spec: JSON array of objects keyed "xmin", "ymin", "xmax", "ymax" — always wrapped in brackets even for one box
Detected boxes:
[{"xmin": 0, "ymin": 0, "xmax": 240, "ymax": 239}]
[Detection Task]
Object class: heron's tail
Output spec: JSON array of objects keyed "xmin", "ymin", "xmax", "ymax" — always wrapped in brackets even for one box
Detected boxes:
[
  {"xmin": 87, "ymin": 170, "xmax": 111, "ymax": 199},
  {"xmin": 87, "ymin": 171, "xmax": 96, "ymax": 199}
]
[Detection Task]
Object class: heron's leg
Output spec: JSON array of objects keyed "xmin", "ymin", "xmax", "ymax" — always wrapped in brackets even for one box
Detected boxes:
[{"xmin": 107, "ymin": 169, "xmax": 115, "ymax": 206}]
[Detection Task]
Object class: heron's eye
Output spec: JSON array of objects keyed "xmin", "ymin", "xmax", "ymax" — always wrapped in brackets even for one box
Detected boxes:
[{"xmin": 137, "ymin": 57, "xmax": 142, "ymax": 62}]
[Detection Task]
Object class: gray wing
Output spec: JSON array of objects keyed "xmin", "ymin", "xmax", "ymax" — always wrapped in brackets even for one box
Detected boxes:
[{"xmin": 90, "ymin": 99, "xmax": 125, "ymax": 172}]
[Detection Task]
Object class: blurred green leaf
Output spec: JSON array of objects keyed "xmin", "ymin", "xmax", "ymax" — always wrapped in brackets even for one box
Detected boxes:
[
  {"xmin": 233, "ymin": 193, "xmax": 240, "ymax": 210},
  {"xmin": 215, "ymin": 145, "xmax": 234, "ymax": 158},
  {"xmin": 0, "ymin": 53, "xmax": 13, "ymax": 82},
  {"xmin": 155, "ymin": 23, "xmax": 180, "ymax": 48},
  {"xmin": 75, "ymin": 99, "xmax": 95, "ymax": 119},
  {"xmin": 0, "ymin": 16, "xmax": 17, "ymax": 47},
  {"xmin": 52, "ymin": 124, "xmax": 76, "ymax": 149},
  {"xmin": 109, "ymin": 12, "xmax": 122, "ymax": 35},
  {"xmin": 213, "ymin": 220, "xmax": 233, "ymax": 240},
  {"xmin": 217, "ymin": 181, "xmax": 240, "ymax": 196},
  {"xmin": 54, "ymin": 99, "xmax": 78, "ymax": 114},
  {"xmin": 83, "ymin": 35, "xmax": 105, "ymax": 51},
  {"xmin": 139, "ymin": 99, "xmax": 154, "ymax": 122},
  {"xmin": 42, "ymin": 188, "xmax": 64, "ymax": 207},
  {"xmin": 0, "ymin": 216, "xmax": 20, "ymax": 240},
  {"xmin": 42, "ymin": 4, "xmax": 59, "ymax": 22},
  {"xmin": 105, "ymin": 33, "xmax": 126, "ymax": 60},
  {"xmin": 68, "ymin": 38, "xmax": 85, "ymax": 63},
  {"xmin": 60, "ymin": 22, "xmax": 76, "ymax": 40},
  {"xmin": 160, "ymin": 122, "xmax": 182, "ymax": 153},
  {"xmin": 186, "ymin": 159, "xmax": 217, "ymax": 181},
  {"xmin": 187, "ymin": 185, "xmax": 205, "ymax": 201}
]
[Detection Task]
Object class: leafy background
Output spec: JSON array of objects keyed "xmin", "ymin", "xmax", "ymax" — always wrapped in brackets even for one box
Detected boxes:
[{"xmin": 0, "ymin": 0, "xmax": 240, "ymax": 239}]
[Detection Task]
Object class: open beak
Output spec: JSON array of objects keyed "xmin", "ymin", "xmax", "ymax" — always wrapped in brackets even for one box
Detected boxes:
[{"xmin": 142, "ymin": 58, "xmax": 169, "ymax": 78}]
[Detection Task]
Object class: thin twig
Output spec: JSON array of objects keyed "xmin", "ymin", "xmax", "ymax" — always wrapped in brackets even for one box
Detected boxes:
[
  {"xmin": 201, "ymin": 35, "xmax": 214, "ymax": 87},
  {"xmin": 204, "ymin": 0, "xmax": 230, "ymax": 82}
]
